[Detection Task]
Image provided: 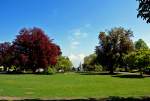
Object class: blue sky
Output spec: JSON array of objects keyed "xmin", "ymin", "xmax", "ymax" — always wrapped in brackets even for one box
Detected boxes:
[{"xmin": 0, "ymin": 0, "xmax": 150, "ymax": 67}]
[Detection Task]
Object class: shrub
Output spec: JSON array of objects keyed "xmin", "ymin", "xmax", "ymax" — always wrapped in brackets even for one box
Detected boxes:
[
  {"xmin": 45, "ymin": 67, "xmax": 56, "ymax": 75},
  {"xmin": 94, "ymin": 64, "xmax": 103, "ymax": 72},
  {"xmin": 144, "ymin": 67, "xmax": 150, "ymax": 74}
]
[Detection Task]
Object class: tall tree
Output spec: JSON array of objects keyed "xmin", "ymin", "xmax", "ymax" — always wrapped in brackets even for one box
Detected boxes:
[
  {"xmin": 137, "ymin": 0, "xmax": 150, "ymax": 23},
  {"xmin": 135, "ymin": 39, "xmax": 149, "ymax": 50},
  {"xmin": 96, "ymin": 27, "xmax": 134, "ymax": 74},
  {"xmin": 13, "ymin": 27, "xmax": 61, "ymax": 72}
]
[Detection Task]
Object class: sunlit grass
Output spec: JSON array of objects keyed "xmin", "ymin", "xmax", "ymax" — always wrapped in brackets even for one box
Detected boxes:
[{"xmin": 0, "ymin": 72, "xmax": 150, "ymax": 98}]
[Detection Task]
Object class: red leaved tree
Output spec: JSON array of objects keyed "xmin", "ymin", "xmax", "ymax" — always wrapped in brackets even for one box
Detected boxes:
[
  {"xmin": 0, "ymin": 42, "xmax": 12, "ymax": 70},
  {"xmin": 13, "ymin": 27, "xmax": 61, "ymax": 72}
]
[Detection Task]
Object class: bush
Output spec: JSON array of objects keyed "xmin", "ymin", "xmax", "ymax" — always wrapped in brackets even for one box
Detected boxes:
[
  {"xmin": 0, "ymin": 66, "xmax": 4, "ymax": 72},
  {"xmin": 45, "ymin": 67, "xmax": 56, "ymax": 75},
  {"xmin": 7, "ymin": 65, "xmax": 22, "ymax": 74},
  {"xmin": 94, "ymin": 64, "xmax": 103, "ymax": 72},
  {"xmin": 144, "ymin": 67, "xmax": 150, "ymax": 74}
]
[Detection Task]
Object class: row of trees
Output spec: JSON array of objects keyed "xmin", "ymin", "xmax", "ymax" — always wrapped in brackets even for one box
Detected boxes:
[
  {"xmin": 1, "ymin": 27, "xmax": 148, "ymax": 75},
  {"xmin": 0, "ymin": 28, "xmax": 63, "ymax": 73},
  {"xmin": 83, "ymin": 27, "xmax": 150, "ymax": 75}
]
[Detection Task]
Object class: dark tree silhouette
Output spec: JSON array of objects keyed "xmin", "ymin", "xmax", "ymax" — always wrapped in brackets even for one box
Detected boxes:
[
  {"xmin": 0, "ymin": 42, "xmax": 12, "ymax": 70},
  {"xmin": 96, "ymin": 27, "xmax": 134, "ymax": 74},
  {"xmin": 137, "ymin": 0, "xmax": 150, "ymax": 23}
]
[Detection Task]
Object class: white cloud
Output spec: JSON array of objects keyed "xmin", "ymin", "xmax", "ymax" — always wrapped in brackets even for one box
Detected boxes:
[
  {"xmin": 70, "ymin": 41, "xmax": 80, "ymax": 49},
  {"xmin": 73, "ymin": 29, "xmax": 88, "ymax": 38},
  {"xmin": 72, "ymin": 41, "xmax": 80, "ymax": 45},
  {"xmin": 147, "ymin": 41, "xmax": 150, "ymax": 48},
  {"xmin": 74, "ymin": 31, "xmax": 81, "ymax": 37},
  {"xmin": 68, "ymin": 28, "xmax": 89, "ymax": 49},
  {"xmin": 67, "ymin": 25, "xmax": 91, "ymax": 67},
  {"xmin": 69, "ymin": 54, "xmax": 78, "ymax": 61},
  {"xmin": 78, "ymin": 53, "xmax": 85, "ymax": 61},
  {"xmin": 68, "ymin": 53, "xmax": 85, "ymax": 67}
]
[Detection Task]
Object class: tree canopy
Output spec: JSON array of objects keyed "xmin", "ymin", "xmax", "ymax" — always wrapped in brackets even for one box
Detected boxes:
[
  {"xmin": 135, "ymin": 39, "xmax": 149, "ymax": 50},
  {"xmin": 0, "ymin": 27, "xmax": 61, "ymax": 72},
  {"xmin": 0, "ymin": 42, "xmax": 12, "ymax": 69},
  {"xmin": 96, "ymin": 27, "xmax": 134, "ymax": 74},
  {"xmin": 82, "ymin": 53, "xmax": 102, "ymax": 71},
  {"xmin": 137, "ymin": 0, "xmax": 150, "ymax": 23},
  {"xmin": 55, "ymin": 56, "xmax": 73, "ymax": 72},
  {"xmin": 125, "ymin": 49, "xmax": 150, "ymax": 76}
]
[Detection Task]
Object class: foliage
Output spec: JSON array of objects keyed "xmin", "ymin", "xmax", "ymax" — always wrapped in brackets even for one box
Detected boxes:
[
  {"xmin": 125, "ymin": 49, "xmax": 150, "ymax": 75},
  {"xmin": 144, "ymin": 66, "xmax": 150, "ymax": 74},
  {"xmin": 83, "ymin": 53, "xmax": 96, "ymax": 71},
  {"xmin": 96, "ymin": 27, "xmax": 134, "ymax": 74},
  {"xmin": 0, "ymin": 42, "xmax": 12, "ymax": 70},
  {"xmin": 46, "ymin": 66, "xmax": 56, "ymax": 75},
  {"xmin": 137, "ymin": 0, "xmax": 150, "ymax": 23},
  {"xmin": 94, "ymin": 64, "xmax": 103, "ymax": 72},
  {"xmin": 83, "ymin": 53, "xmax": 102, "ymax": 71},
  {"xmin": 55, "ymin": 56, "xmax": 73, "ymax": 72},
  {"xmin": 0, "ymin": 27, "xmax": 61, "ymax": 72},
  {"xmin": 135, "ymin": 39, "xmax": 149, "ymax": 50}
]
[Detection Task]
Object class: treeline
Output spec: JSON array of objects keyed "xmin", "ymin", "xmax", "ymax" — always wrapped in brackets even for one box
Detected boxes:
[
  {"xmin": 83, "ymin": 27, "xmax": 150, "ymax": 75},
  {"xmin": 0, "ymin": 27, "xmax": 72, "ymax": 74},
  {"xmin": 0, "ymin": 27, "xmax": 150, "ymax": 75}
]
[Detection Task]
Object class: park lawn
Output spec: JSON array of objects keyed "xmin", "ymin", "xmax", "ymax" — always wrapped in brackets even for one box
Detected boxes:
[{"xmin": 0, "ymin": 72, "xmax": 150, "ymax": 99}]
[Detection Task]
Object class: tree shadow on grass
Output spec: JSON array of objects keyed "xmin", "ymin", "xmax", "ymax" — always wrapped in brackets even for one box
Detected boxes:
[
  {"xmin": 107, "ymin": 96, "xmax": 150, "ymax": 101},
  {"xmin": 111, "ymin": 74, "xmax": 150, "ymax": 79},
  {"xmin": 0, "ymin": 72, "xmax": 54, "ymax": 75},
  {"xmin": 0, "ymin": 98, "xmax": 97, "ymax": 101},
  {"xmin": 1, "ymin": 97, "xmax": 150, "ymax": 101},
  {"xmin": 79, "ymin": 72, "xmax": 150, "ymax": 78},
  {"xmin": 79, "ymin": 72, "xmax": 119, "ymax": 76}
]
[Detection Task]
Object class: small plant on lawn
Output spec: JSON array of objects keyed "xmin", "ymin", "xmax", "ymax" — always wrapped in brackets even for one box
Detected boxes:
[{"xmin": 44, "ymin": 66, "xmax": 56, "ymax": 75}]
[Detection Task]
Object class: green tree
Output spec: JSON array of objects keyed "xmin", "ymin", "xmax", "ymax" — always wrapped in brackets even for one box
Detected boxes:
[
  {"xmin": 83, "ymin": 53, "xmax": 102, "ymax": 71},
  {"xmin": 96, "ymin": 27, "xmax": 134, "ymax": 74},
  {"xmin": 55, "ymin": 56, "xmax": 73, "ymax": 72},
  {"xmin": 125, "ymin": 49, "xmax": 150, "ymax": 76},
  {"xmin": 135, "ymin": 39, "xmax": 149, "ymax": 50},
  {"xmin": 137, "ymin": 0, "xmax": 150, "ymax": 23}
]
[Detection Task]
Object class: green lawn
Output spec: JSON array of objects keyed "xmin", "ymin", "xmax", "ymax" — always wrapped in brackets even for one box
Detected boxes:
[{"xmin": 0, "ymin": 72, "xmax": 150, "ymax": 99}]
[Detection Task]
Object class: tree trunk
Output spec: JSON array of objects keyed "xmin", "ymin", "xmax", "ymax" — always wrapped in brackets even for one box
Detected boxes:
[
  {"xmin": 125, "ymin": 66, "xmax": 128, "ymax": 72},
  {"xmin": 32, "ymin": 68, "xmax": 36, "ymax": 73},
  {"xmin": 109, "ymin": 64, "xmax": 114, "ymax": 74},
  {"xmin": 109, "ymin": 69, "xmax": 114, "ymax": 74},
  {"xmin": 3, "ymin": 66, "xmax": 7, "ymax": 72}
]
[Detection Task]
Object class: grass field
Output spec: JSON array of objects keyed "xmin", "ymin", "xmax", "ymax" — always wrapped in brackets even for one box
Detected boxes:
[{"xmin": 0, "ymin": 72, "xmax": 150, "ymax": 99}]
